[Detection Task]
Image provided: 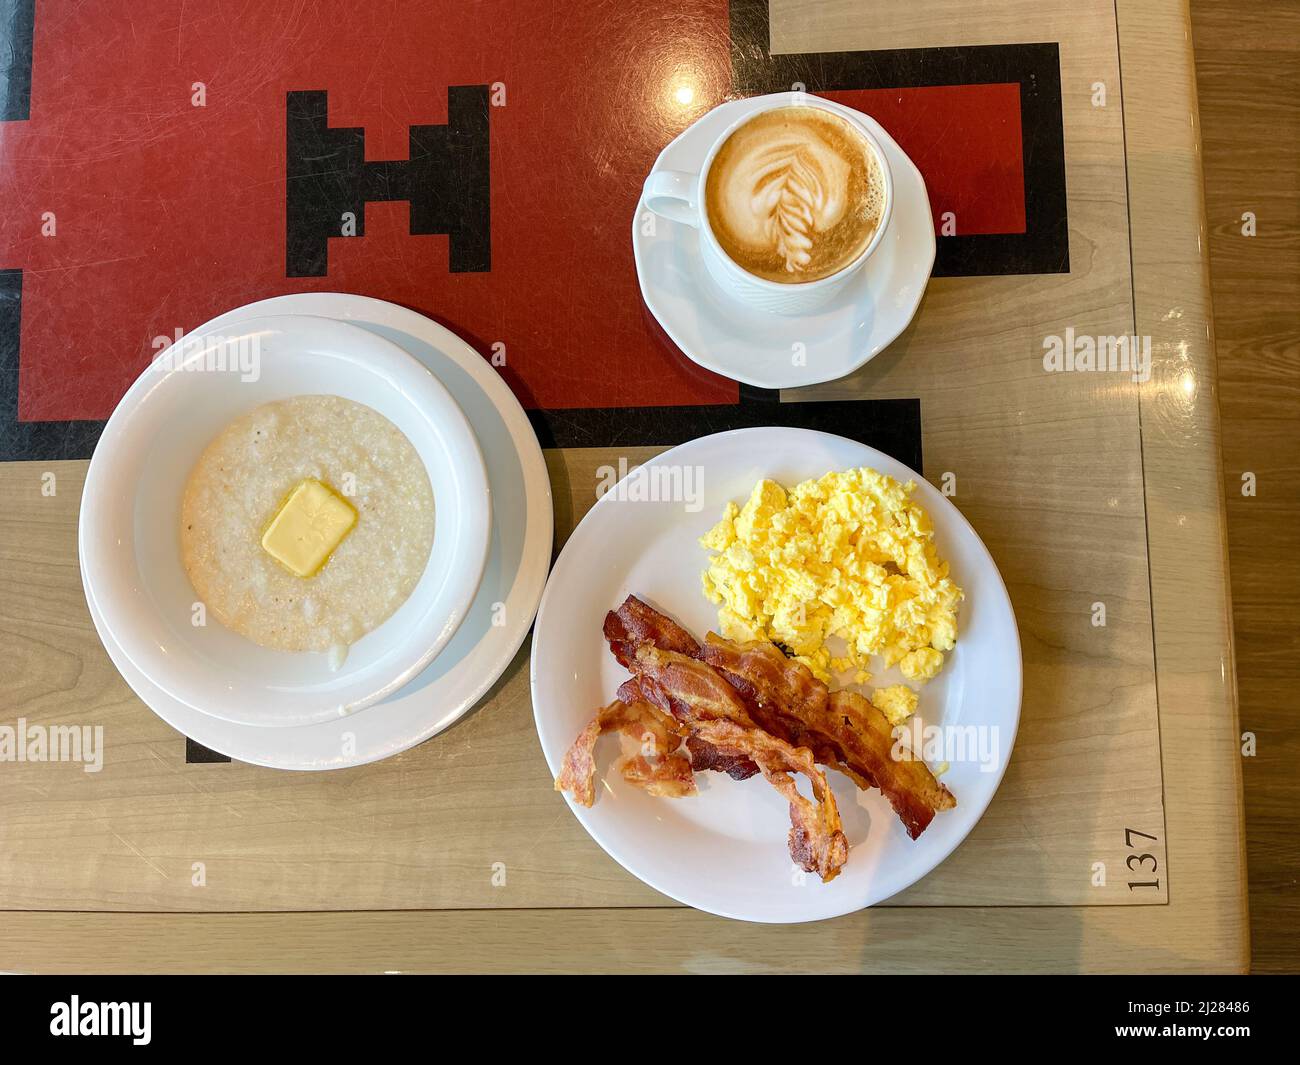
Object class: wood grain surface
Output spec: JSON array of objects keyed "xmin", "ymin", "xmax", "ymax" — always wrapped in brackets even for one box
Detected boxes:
[
  {"xmin": 1191, "ymin": 0, "xmax": 1300, "ymax": 975},
  {"xmin": 0, "ymin": 0, "xmax": 1250, "ymax": 972},
  {"xmin": 0, "ymin": 906, "xmax": 1249, "ymax": 975}
]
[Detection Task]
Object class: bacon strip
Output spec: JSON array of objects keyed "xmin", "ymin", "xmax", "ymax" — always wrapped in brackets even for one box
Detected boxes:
[
  {"xmin": 555, "ymin": 714, "xmax": 605, "ymax": 807},
  {"xmin": 554, "ymin": 699, "xmax": 695, "ymax": 806},
  {"xmin": 606, "ymin": 597, "xmax": 762, "ymax": 777},
  {"xmin": 698, "ymin": 633, "xmax": 838, "ymax": 758},
  {"xmin": 692, "ymin": 720, "xmax": 849, "ymax": 883},
  {"xmin": 617, "ymin": 747, "xmax": 696, "ymax": 799},
  {"xmin": 603, "ymin": 699, "xmax": 695, "ymax": 799},
  {"xmin": 602, "ymin": 696, "xmax": 685, "ymax": 751},
  {"xmin": 626, "ymin": 644, "xmax": 763, "ymax": 780},
  {"xmin": 826, "ymin": 691, "xmax": 956, "ymax": 838},
  {"xmin": 604, "ymin": 595, "xmax": 700, "ymax": 669},
  {"xmin": 700, "ymin": 632, "xmax": 955, "ymax": 837},
  {"xmin": 580, "ymin": 596, "xmax": 955, "ymax": 872},
  {"xmin": 682, "ymin": 733, "xmax": 760, "ymax": 780},
  {"xmin": 616, "ymin": 676, "xmax": 758, "ymax": 780},
  {"xmin": 626, "ymin": 643, "xmax": 848, "ymax": 878},
  {"xmin": 614, "ymin": 599, "xmax": 957, "ymax": 838},
  {"xmin": 630, "ymin": 645, "xmax": 755, "ymax": 727}
]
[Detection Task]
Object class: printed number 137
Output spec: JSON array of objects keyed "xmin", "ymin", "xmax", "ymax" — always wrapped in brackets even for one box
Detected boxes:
[{"xmin": 1125, "ymin": 827, "xmax": 1160, "ymax": 891}]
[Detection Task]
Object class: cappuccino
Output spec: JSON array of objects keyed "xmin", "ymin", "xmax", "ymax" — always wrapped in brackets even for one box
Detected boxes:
[{"xmin": 705, "ymin": 105, "xmax": 884, "ymax": 284}]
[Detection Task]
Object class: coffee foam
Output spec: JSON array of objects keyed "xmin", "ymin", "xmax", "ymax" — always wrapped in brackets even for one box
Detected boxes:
[{"xmin": 705, "ymin": 106, "xmax": 884, "ymax": 284}]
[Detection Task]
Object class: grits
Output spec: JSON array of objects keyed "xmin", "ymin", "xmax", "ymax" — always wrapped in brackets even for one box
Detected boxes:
[{"xmin": 181, "ymin": 395, "xmax": 434, "ymax": 653}]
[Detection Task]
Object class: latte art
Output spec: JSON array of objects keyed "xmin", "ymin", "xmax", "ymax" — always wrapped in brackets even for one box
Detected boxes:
[
  {"xmin": 740, "ymin": 131, "xmax": 851, "ymax": 272},
  {"xmin": 706, "ymin": 106, "xmax": 884, "ymax": 284}
]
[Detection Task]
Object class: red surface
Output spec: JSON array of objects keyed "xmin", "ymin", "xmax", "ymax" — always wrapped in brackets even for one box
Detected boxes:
[
  {"xmin": 0, "ymin": 1, "xmax": 1025, "ymax": 422},
  {"xmin": 824, "ymin": 84, "xmax": 1026, "ymax": 237}
]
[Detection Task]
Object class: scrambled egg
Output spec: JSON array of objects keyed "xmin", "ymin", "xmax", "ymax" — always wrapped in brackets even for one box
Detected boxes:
[
  {"xmin": 870, "ymin": 684, "xmax": 918, "ymax": 726},
  {"xmin": 700, "ymin": 469, "xmax": 963, "ymax": 700}
]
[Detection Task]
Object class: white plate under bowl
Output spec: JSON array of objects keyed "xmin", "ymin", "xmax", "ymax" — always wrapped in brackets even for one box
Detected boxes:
[
  {"xmin": 80, "ymin": 314, "xmax": 491, "ymax": 729},
  {"xmin": 531, "ymin": 427, "xmax": 1021, "ymax": 923},
  {"xmin": 633, "ymin": 91, "xmax": 936, "ymax": 389},
  {"xmin": 83, "ymin": 294, "xmax": 553, "ymax": 770}
]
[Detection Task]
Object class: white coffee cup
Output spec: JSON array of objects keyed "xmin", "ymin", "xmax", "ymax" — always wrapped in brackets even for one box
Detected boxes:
[{"xmin": 642, "ymin": 93, "xmax": 894, "ymax": 315}]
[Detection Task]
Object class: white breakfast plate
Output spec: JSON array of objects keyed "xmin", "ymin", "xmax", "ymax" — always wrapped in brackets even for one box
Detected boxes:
[
  {"xmin": 632, "ymin": 92, "xmax": 936, "ymax": 390},
  {"xmin": 84, "ymin": 294, "xmax": 553, "ymax": 769},
  {"xmin": 531, "ymin": 427, "xmax": 1020, "ymax": 923},
  {"xmin": 81, "ymin": 314, "xmax": 491, "ymax": 728}
]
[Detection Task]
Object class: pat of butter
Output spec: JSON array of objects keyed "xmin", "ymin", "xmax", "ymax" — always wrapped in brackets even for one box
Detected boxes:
[{"xmin": 261, "ymin": 478, "xmax": 357, "ymax": 578}]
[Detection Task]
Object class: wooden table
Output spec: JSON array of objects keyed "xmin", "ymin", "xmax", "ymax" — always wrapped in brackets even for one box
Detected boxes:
[
  {"xmin": 1191, "ymin": 0, "xmax": 1300, "ymax": 974},
  {"xmin": 0, "ymin": 0, "xmax": 1246, "ymax": 972}
]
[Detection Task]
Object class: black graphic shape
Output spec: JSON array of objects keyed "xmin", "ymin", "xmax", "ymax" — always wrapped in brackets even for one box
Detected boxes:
[
  {"xmin": 185, "ymin": 738, "xmax": 232, "ymax": 764},
  {"xmin": 530, "ymin": 390, "xmax": 923, "ymax": 474},
  {"xmin": 728, "ymin": 0, "xmax": 1069, "ymax": 276},
  {"xmin": 286, "ymin": 86, "xmax": 491, "ymax": 277},
  {"xmin": 0, "ymin": 0, "xmax": 35, "ymax": 122},
  {"xmin": 1, "ymin": 270, "xmax": 105, "ymax": 460}
]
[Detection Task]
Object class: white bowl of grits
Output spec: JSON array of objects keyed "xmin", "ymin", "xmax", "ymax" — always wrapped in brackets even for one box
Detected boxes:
[{"xmin": 79, "ymin": 314, "xmax": 491, "ymax": 728}]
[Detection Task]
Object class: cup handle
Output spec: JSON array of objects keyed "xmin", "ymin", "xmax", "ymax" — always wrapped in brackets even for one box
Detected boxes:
[{"xmin": 642, "ymin": 169, "xmax": 701, "ymax": 228}]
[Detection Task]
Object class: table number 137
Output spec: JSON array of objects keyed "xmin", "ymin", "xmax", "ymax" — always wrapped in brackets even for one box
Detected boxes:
[{"xmin": 1125, "ymin": 827, "xmax": 1161, "ymax": 891}]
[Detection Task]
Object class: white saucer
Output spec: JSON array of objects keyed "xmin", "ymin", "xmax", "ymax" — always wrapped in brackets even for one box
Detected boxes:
[
  {"xmin": 632, "ymin": 94, "xmax": 936, "ymax": 390},
  {"xmin": 532, "ymin": 428, "xmax": 1021, "ymax": 922},
  {"xmin": 86, "ymin": 294, "xmax": 553, "ymax": 770}
]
